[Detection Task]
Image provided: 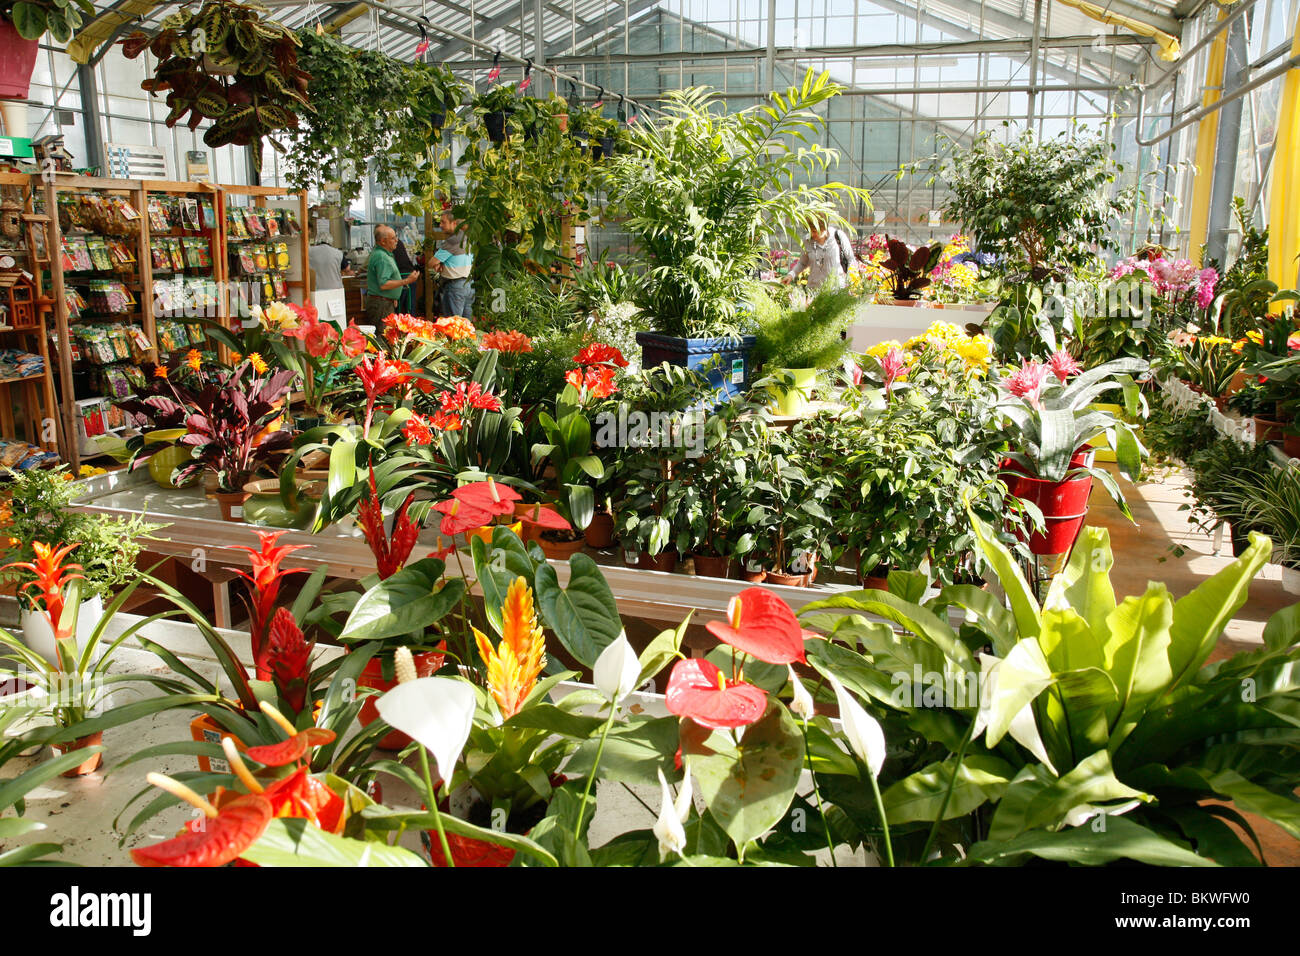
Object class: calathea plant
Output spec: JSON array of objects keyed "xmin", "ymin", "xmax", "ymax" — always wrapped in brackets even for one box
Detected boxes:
[{"xmin": 880, "ymin": 237, "xmax": 945, "ymax": 301}]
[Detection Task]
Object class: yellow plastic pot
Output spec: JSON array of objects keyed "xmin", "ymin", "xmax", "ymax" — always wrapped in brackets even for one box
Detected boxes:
[{"xmin": 767, "ymin": 367, "xmax": 819, "ymax": 417}]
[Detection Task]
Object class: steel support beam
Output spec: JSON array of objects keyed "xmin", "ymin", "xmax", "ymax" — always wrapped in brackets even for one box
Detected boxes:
[
  {"xmin": 76, "ymin": 63, "xmax": 105, "ymax": 175},
  {"xmin": 431, "ymin": 0, "xmax": 529, "ymax": 61},
  {"xmin": 544, "ymin": 0, "xmax": 672, "ymax": 58},
  {"xmin": 1205, "ymin": 15, "xmax": 1249, "ymax": 264}
]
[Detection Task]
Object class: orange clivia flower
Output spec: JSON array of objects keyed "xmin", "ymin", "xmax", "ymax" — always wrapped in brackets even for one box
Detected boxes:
[
  {"xmin": 433, "ymin": 316, "xmax": 477, "ymax": 341},
  {"xmin": 473, "ymin": 576, "xmax": 546, "ymax": 719},
  {"xmin": 185, "ymin": 349, "xmax": 202, "ymax": 373},
  {"xmin": 482, "ymin": 329, "xmax": 533, "ymax": 353}
]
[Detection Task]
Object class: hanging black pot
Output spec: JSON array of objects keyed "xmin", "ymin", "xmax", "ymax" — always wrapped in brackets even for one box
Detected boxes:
[
  {"xmin": 600, "ymin": 135, "xmax": 615, "ymax": 157},
  {"xmin": 430, "ymin": 110, "xmax": 446, "ymax": 131},
  {"xmin": 523, "ymin": 121, "xmax": 539, "ymax": 142},
  {"xmin": 590, "ymin": 141, "xmax": 605, "ymax": 161},
  {"xmin": 485, "ymin": 110, "xmax": 507, "ymax": 143}
]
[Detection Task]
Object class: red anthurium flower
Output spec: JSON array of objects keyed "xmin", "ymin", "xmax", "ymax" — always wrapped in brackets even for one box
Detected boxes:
[
  {"xmin": 228, "ymin": 530, "xmax": 309, "ymax": 681},
  {"xmin": 574, "ymin": 343, "xmax": 628, "ymax": 368},
  {"xmin": 261, "ymin": 767, "xmax": 345, "ymax": 832},
  {"xmin": 665, "ymin": 658, "xmax": 767, "ymax": 729},
  {"xmin": 244, "ymin": 727, "xmax": 338, "ymax": 768},
  {"xmin": 131, "ymin": 793, "xmax": 273, "ymax": 868},
  {"xmin": 452, "ymin": 478, "xmax": 522, "ymax": 517},
  {"xmin": 266, "ymin": 607, "xmax": 314, "ymax": 715},
  {"xmin": 2, "ymin": 542, "xmax": 85, "ymax": 646},
  {"xmin": 516, "ymin": 503, "xmax": 572, "ymax": 532},
  {"xmin": 356, "ymin": 469, "xmax": 421, "ymax": 579},
  {"xmin": 705, "ymin": 587, "xmax": 806, "ymax": 665},
  {"xmin": 435, "ymin": 497, "xmax": 496, "ymax": 537}
]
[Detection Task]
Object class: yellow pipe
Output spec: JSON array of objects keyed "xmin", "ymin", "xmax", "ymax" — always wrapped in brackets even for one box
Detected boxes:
[
  {"xmin": 1267, "ymin": 7, "xmax": 1300, "ymax": 292},
  {"xmin": 1187, "ymin": 7, "xmax": 1230, "ymax": 263}
]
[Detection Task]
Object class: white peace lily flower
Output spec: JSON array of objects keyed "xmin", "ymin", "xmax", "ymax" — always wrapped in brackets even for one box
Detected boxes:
[
  {"xmin": 787, "ymin": 666, "xmax": 815, "ymax": 720},
  {"xmin": 593, "ymin": 631, "xmax": 641, "ymax": 705},
  {"xmin": 828, "ymin": 675, "xmax": 886, "ymax": 778},
  {"xmin": 654, "ymin": 768, "xmax": 689, "ymax": 861},
  {"xmin": 376, "ymin": 676, "xmax": 475, "ymax": 784}
]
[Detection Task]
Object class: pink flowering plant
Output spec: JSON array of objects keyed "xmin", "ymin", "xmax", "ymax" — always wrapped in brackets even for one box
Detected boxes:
[{"xmin": 996, "ymin": 354, "xmax": 1148, "ymax": 515}]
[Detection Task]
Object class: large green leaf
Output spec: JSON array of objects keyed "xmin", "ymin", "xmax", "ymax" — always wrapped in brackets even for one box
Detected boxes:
[
  {"xmin": 968, "ymin": 815, "xmax": 1215, "ymax": 867},
  {"xmin": 1166, "ymin": 533, "xmax": 1270, "ymax": 693},
  {"xmin": 338, "ymin": 558, "xmax": 464, "ymax": 643},
  {"xmin": 799, "ymin": 590, "xmax": 973, "ymax": 672},
  {"xmin": 805, "ymin": 635, "xmax": 908, "ymax": 711},
  {"xmin": 1103, "ymin": 585, "xmax": 1174, "ymax": 751},
  {"xmin": 883, "ymin": 754, "xmax": 1017, "ymax": 823},
  {"xmin": 241, "ymin": 819, "xmax": 427, "ymax": 867},
  {"xmin": 564, "ymin": 715, "xmax": 679, "ymax": 786},
  {"xmin": 1022, "ymin": 750, "xmax": 1149, "ymax": 832},
  {"xmin": 533, "ymin": 553, "xmax": 622, "ymax": 668},
  {"xmin": 969, "ymin": 511, "xmax": 1040, "ymax": 647},
  {"xmin": 359, "ymin": 806, "xmax": 558, "ymax": 866},
  {"xmin": 1037, "ymin": 606, "xmax": 1115, "ymax": 758},
  {"xmin": 687, "ymin": 701, "xmax": 805, "ymax": 852},
  {"xmin": 1047, "ymin": 526, "xmax": 1116, "ymax": 641},
  {"xmin": 1208, "ymin": 770, "xmax": 1300, "ymax": 841}
]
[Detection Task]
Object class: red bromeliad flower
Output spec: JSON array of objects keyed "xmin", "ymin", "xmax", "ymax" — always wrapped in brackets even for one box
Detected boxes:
[
  {"xmin": 452, "ymin": 478, "xmax": 522, "ymax": 518},
  {"xmin": 265, "ymin": 607, "xmax": 314, "ymax": 715},
  {"xmin": 402, "ymin": 413, "xmax": 435, "ymax": 446},
  {"xmin": 341, "ymin": 320, "xmax": 366, "ymax": 358},
  {"xmin": 665, "ymin": 658, "xmax": 767, "ymax": 730},
  {"xmin": 2, "ymin": 542, "xmax": 85, "ymax": 645},
  {"xmin": 574, "ymin": 343, "xmax": 628, "ymax": 368},
  {"xmin": 482, "ymin": 329, "xmax": 533, "ymax": 353},
  {"xmin": 1048, "ymin": 349, "xmax": 1082, "ymax": 384},
  {"xmin": 228, "ymin": 531, "xmax": 309, "ymax": 681},
  {"xmin": 356, "ymin": 469, "xmax": 421, "ymax": 579},
  {"xmin": 1000, "ymin": 359, "xmax": 1051, "ymax": 408},
  {"xmin": 879, "ymin": 347, "xmax": 907, "ymax": 396},
  {"xmin": 705, "ymin": 588, "xmax": 806, "ymax": 665}
]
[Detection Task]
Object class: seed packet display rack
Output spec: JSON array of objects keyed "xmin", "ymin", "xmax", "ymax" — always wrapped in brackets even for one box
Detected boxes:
[
  {"xmin": 0, "ymin": 171, "xmax": 59, "ymax": 464},
  {"xmin": 216, "ymin": 184, "xmax": 310, "ymax": 342}
]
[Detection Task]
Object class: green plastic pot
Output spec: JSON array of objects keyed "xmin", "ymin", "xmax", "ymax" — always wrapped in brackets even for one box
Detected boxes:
[
  {"xmin": 147, "ymin": 444, "xmax": 196, "ymax": 488},
  {"xmin": 767, "ymin": 367, "xmax": 818, "ymax": 417}
]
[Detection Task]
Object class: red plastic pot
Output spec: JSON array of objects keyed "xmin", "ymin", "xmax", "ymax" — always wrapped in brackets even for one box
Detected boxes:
[
  {"xmin": 357, "ymin": 647, "xmax": 446, "ymax": 750},
  {"xmin": 1001, "ymin": 449, "xmax": 1095, "ymax": 556},
  {"xmin": 0, "ymin": 22, "xmax": 39, "ymax": 100},
  {"xmin": 584, "ymin": 511, "xmax": 615, "ymax": 549}
]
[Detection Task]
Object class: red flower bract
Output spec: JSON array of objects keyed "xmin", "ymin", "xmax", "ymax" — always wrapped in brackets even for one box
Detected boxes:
[
  {"xmin": 452, "ymin": 478, "xmax": 522, "ymax": 517},
  {"xmin": 665, "ymin": 658, "xmax": 768, "ymax": 729},
  {"xmin": 130, "ymin": 794, "xmax": 273, "ymax": 868},
  {"xmin": 227, "ymin": 531, "xmax": 309, "ymax": 682},
  {"xmin": 356, "ymin": 468, "xmax": 421, "ymax": 579},
  {"xmin": 266, "ymin": 607, "xmax": 314, "ymax": 714},
  {"xmin": 705, "ymin": 587, "xmax": 806, "ymax": 664}
]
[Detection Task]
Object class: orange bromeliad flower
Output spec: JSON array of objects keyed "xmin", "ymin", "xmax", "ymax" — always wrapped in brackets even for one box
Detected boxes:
[
  {"xmin": 154, "ymin": 366, "xmax": 169, "ymax": 379},
  {"xmin": 248, "ymin": 353, "xmax": 270, "ymax": 375},
  {"xmin": 186, "ymin": 348, "xmax": 202, "ymax": 373},
  {"xmin": 2, "ymin": 542, "xmax": 84, "ymax": 646},
  {"xmin": 474, "ymin": 577, "xmax": 546, "ymax": 719}
]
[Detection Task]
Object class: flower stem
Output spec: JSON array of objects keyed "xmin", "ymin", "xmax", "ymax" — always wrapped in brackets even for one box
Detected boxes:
[
  {"xmin": 799, "ymin": 720, "xmax": 837, "ymax": 867},
  {"xmin": 865, "ymin": 765, "xmax": 894, "ymax": 867},
  {"xmin": 418, "ymin": 746, "xmax": 454, "ymax": 868},
  {"xmin": 573, "ymin": 701, "xmax": 619, "ymax": 844},
  {"xmin": 919, "ymin": 717, "xmax": 975, "ymax": 865}
]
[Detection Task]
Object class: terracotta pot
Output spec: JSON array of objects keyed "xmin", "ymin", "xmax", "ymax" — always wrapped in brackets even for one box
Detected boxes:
[
  {"xmin": 358, "ymin": 648, "xmax": 446, "ymax": 750},
  {"xmin": 1256, "ymin": 416, "xmax": 1286, "ymax": 444},
  {"xmin": 891, "ymin": 299, "xmax": 921, "ymax": 307},
  {"xmin": 765, "ymin": 569, "xmax": 806, "ymax": 587},
  {"xmin": 190, "ymin": 714, "xmax": 246, "ymax": 774},
  {"xmin": 638, "ymin": 549, "xmax": 678, "ymax": 573},
  {"xmin": 538, "ymin": 534, "xmax": 585, "ymax": 560},
  {"xmin": 215, "ymin": 490, "xmax": 249, "ymax": 521},
  {"xmin": 1284, "ymin": 433, "xmax": 1300, "ymax": 460},
  {"xmin": 1213, "ymin": 395, "xmax": 1230, "ymax": 413},
  {"xmin": 741, "ymin": 565, "xmax": 767, "ymax": 583},
  {"xmin": 859, "ymin": 573, "xmax": 890, "ymax": 591},
  {"xmin": 584, "ymin": 511, "xmax": 615, "ymax": 549},
  {"xmin": 692, "ymin": 554, "xmax": 733, "ymax": 579},
  {"xmin": 52, "ymin": 731, "xmax": 104, "ymax": 777},
  {"xmin": 514, "ymin": 502, "xmax": 561, "ymax": 542}
]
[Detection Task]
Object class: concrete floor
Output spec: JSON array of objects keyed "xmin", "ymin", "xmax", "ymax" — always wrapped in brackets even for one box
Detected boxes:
[{"xmin": 2, "ymin": 463, "xmax": 1297, "ymax": 866}]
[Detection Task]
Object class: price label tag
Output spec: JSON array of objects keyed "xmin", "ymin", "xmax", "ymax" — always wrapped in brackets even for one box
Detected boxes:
[
  {"xmin": 731, "ymin": 358, "xmax": 745, "ymax": 385},
  {"xmin": 328, "ymin": 299, "xmax": 344, "ymax": 317},
  {"xmin": 928, "ymin": 209, "xmax": 941, "ymax": 227}
]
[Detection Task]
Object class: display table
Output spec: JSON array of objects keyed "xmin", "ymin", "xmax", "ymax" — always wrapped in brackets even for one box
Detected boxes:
[{"xmin": 70, "ymin": 469, "xmax": 875, "ymax": 628}]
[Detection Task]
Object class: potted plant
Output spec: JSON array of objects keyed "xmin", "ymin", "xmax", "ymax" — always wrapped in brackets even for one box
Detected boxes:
[
  {"xmin": 602, "ymin": 69, "xmax": 868, "ymax": 401},
  {"xmin": 739, "ymin": 423, "xmax": 830, "ymax": 585},
  {"xmin": 1, "ymin": 0, "xmax": 94, "ymax": 108},
  {"xmin": 474, "ymin": 84, "xmax": 519, "ymax": 144},
  {"xmin": 161, "ymin": 358, "xmax": 296, "ymax": 520},
  {"xmin": 528, "ymin": 380, "xmax": 610, "ymax": 558},
  {"xmin": 996, "ymin": 354, "xmax": 1148, "ymax": 555},
  {"xmin": 1174, "ymin": 332, "xmax": 1244, "ymax": 412},
  {"xmin": 121, "ymin": 1, "xmax": 310, "ymax": 171},
  {"xmin": 878, "ymin": 237, "xmax": 945, "ymax": 304},
  {"xmin": 749, "ymin": 284, "xmax": 856, "ymax": 415},
  {"xmin": 0, "ymin": 466, "xmax": 161, "ymax": 663}
]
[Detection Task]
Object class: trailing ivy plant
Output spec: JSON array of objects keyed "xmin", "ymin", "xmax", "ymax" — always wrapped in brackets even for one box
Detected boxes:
[
  {"xmin": 121, "ymin": 1, "xmax": 310, "ymax": 171},
  {"xmin": 926, "ymin": 121, "xmax": 1136, "ymax": 278}
]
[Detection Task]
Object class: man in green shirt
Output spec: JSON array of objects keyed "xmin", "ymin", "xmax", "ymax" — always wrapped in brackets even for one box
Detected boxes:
[{"xmin": 365, "ymin": 224, "xmax": 419, "ymax": 323}]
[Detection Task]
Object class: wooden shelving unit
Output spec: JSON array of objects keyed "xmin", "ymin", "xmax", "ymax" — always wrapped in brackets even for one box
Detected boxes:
[{"xmin": 216, "ymin": 184, "xmax": 310, "ymax": 332}]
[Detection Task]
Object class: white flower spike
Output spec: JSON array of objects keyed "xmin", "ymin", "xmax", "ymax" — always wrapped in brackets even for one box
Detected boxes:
[
  {"xmin": 653, "ymin": 767, "xmax": 688, "ymax": 861},
  {"xmin": 593, "ymin": 631, "xmax": 641, "ymax": 705},
  {"xmin": 376, "ymin": 676, "xmax": 475, "ymax": 785},
  {"xmin": 828, "ymin": 675, "xmax": 886, "ymax": 778},
  {"xmin": 787, "ymin": 666, "xmax": 815, "ymax": 720}
]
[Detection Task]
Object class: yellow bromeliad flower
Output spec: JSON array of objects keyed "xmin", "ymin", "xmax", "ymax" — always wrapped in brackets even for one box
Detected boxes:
[
  {"xmin": 474, "ymin": 577, "xmax": 546, "ymax": 720},
  {"xmin": 1246, "ymin": 329, "xmax": 1264, "ymax": 345}
]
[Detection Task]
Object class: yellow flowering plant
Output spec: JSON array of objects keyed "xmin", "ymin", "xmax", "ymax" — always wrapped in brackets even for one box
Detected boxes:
[{"xmin": 1174, "ymin": 331, "xmax": 1245, "ymax": 399}]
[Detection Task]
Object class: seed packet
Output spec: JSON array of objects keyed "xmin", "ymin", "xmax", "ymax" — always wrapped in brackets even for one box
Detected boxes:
[
  {"xmin": 272, "ymin": 241, "xmax": 290, "ymax": 270},
  {"xmin": 179, "ymin": 198, "xmax": 200, "ymax": 231},
  {"xmin": 244, "ymin": 211, "xmax": 267, "ymax": 237},
  {"xmin": 100, "ymin": 364, "xmax": 133, "ymax": 399},
  {"xmin": 58, "ymin": 194, "xmax": 87, "ymax": 231},
  {"xmin": 62, "ymin": 236, "xmax": 93, "ymax": 271},
  {"xmin": 226, "ymin": 208, "xmax": 249, "ymax": 239},
  {"xmin": 85, "ymin": 237, "xmax": 113, "ymax": 271},
  {"xmin": 271, "ymin": 276, "xmax": 288, "ymax": 300},
  {"xmin": 147, "ymin": 197, "xmax": 169, "ymax": 232},
  {"xmin": 265, "ymin": 214, "xmax": 280, "ymax": 238},
  {"xmin": 200, "ymin": 200, "xmax": 218, "ymax": 231},
  {"xmin": 123, "ymin": 362, "xmax": 147, "ymax": 388},
  {"xmin": 183, "ymin": 237, "xmax": 211, "ymax": 270},
  {"xmin": 253, "ymin": 244, "xmax": 269, "ymax": 271}
]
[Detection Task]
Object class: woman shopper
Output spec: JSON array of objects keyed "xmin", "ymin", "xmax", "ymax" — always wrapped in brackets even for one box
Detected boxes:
[{"xmin": 783, "ymin": 215, "xmax": 853, "ymax": 292}]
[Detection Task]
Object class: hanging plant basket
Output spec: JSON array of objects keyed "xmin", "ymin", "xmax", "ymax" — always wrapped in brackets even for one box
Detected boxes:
[
  {"xmin": 484, "ymin": 110, "xmax": 508, "ymax": 143},
  {"xmin": 0, "ymin": 21, "xmax": 39, "ymax": 100}
]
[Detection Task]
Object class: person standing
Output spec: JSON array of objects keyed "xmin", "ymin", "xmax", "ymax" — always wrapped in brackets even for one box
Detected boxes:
[
  {"xmin": 307, "ymin": 238, "xmax": 351, "ymax": 292},
  {"xmin": 783, "ymin": 215, "xmax": 853, "ymax": 292},
  {"xmin": 432, "ymin": 209, "xmax": 474, "ymax": 318},
  {"xmin": 366, "ymin": 224, "xmax": 419, "ymax": 324}
]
